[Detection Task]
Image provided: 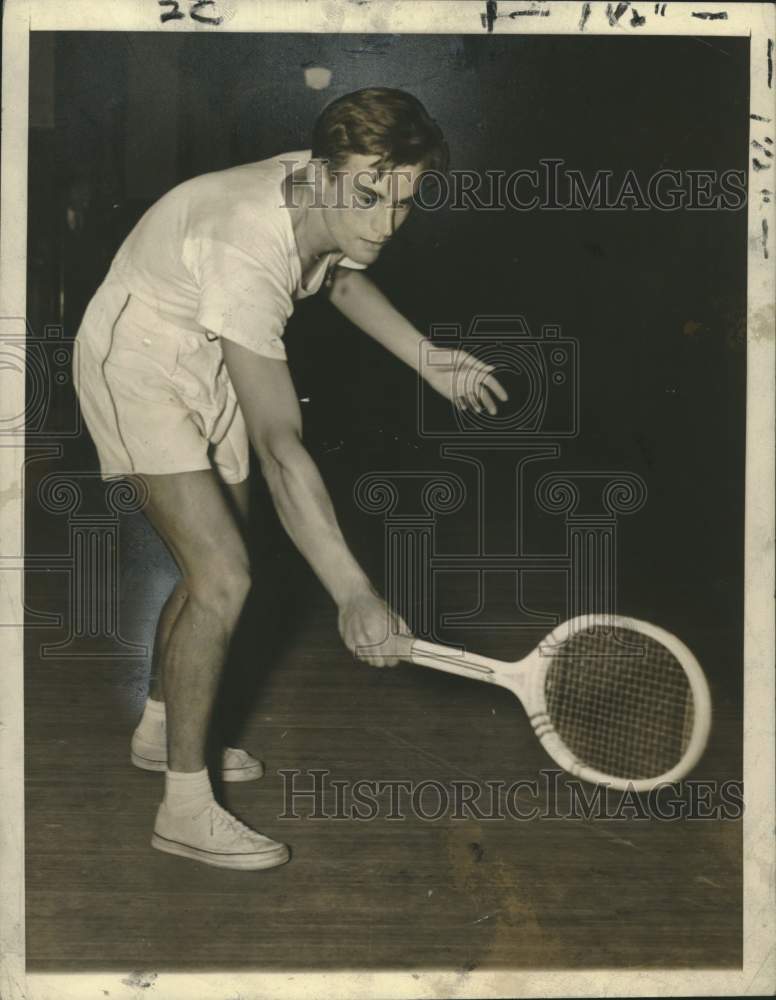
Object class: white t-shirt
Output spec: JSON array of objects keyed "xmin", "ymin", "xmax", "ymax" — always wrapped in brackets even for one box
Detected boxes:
[{"xmin": 109, "ymin": 150, "xmax": 365, "ymax": 361}]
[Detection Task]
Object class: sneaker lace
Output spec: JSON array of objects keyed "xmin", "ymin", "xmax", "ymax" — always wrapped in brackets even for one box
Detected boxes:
[{"xmin": 206, "ymin": 804, "xmax": 256, "ymax": 839}]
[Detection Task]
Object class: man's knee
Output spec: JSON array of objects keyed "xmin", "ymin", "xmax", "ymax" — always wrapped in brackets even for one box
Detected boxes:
[{"xmin": 186, "ymin": 559, "xmax": 252, "ymax": 624}]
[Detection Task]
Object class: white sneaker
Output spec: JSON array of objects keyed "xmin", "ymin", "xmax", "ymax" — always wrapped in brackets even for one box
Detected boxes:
[
  {"xmin": 131, "ymin": 734, "xmax": 264, "ymax": 782},
  {"xmin": 152, "ymin": 801, "xmax": 290, "ymax": 870}
]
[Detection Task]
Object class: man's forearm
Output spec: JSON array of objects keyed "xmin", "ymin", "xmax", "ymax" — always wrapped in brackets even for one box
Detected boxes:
[
  {"xmin": 329, "ymin": 269, "xmax": 425, "ymax": 369},
  {"xmin": 259, "ymin": 437, "xmax": 372, "ymax": 605}
]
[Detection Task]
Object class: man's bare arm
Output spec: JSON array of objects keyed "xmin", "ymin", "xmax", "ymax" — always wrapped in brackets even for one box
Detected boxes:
[
  {"xmin": 221, "ymin": 337, "xmax": 410, "ymax": 664},
  {"xmin": 328, "ymin": 268, "xmax": 508, "ymax": 414},
  {"xmin": 222, "ymin": 338, "xmax": 369, "ymax": 604},
  {"xmin": 328, "ymin": 267, "xmax": 424, "ymax": 369}
]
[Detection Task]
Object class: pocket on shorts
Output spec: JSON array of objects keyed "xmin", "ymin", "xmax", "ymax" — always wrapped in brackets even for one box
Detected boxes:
[
  {"xmin": 102, "ymin": 300, "xmax": 182, "ymax": 403},
  {"xmin": 169, "ymin": 337, "xmax": 229, "ymax": 412}
]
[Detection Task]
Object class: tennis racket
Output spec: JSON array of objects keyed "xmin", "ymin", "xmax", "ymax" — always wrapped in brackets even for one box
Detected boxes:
[{"xmin": 402, "ymin": 614, "xmax": 712, "ymax": 792}]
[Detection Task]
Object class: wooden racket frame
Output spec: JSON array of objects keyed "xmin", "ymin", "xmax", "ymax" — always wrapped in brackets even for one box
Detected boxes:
[{"xmin": 405, "ymin": 613, "xmax": 713, "ymax": 792}]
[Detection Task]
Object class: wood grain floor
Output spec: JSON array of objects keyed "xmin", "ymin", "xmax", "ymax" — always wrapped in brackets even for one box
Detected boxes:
[{"xmin": 24, "ymin": 450, "xmax": 743, "ymax": 971}]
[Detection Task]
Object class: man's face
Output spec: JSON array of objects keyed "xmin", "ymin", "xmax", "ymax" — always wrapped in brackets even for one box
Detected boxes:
[{"xmin": 320, "ymin": 153, "xmax": 424, "ymax": 264}]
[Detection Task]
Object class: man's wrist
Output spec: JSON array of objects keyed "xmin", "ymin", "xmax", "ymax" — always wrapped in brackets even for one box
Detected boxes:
[
  {"xmin": 330, "ymin": 571, "xmax": 374, "ymax": 607},
  {"xmin": 408, "ymin": 335, "xmax": 430, "ymax": 372}
]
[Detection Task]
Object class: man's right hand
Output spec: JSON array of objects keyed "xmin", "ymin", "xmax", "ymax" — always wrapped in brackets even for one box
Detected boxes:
[{"xmin": 337, "ymin": 588, "xmax": 414, "ymax": 667}]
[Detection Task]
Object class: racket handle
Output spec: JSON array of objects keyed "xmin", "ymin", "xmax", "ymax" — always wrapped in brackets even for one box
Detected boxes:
[{"xmin": 406, "ymin": 639, "xmax": 506, "ymax": 684}]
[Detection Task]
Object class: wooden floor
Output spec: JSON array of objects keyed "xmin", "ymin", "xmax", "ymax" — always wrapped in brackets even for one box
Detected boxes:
[{"xmin": 24, "ymin": 448, "xmax": 743, "ymax": 971}]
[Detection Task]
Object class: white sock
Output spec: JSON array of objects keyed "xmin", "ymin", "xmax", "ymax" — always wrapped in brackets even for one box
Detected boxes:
[
  {"xmin": 163, "ymin": 768, "xmax": 214, "ymax": 816},
  {"xmin": 134, "ymin": 697, "xmax": 166, "ymax": 745}
]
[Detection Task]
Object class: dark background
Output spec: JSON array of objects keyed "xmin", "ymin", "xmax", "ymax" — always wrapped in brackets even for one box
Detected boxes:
[
  {"xmin": 25, "ymin": 31, "xmax": 747, "ymax": 970},
  {"xmin": 28, "ymin": 30, "xmax": 748, "ymax": 694}
]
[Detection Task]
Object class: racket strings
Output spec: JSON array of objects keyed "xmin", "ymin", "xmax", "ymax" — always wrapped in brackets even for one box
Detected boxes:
[{"xmin": 543, "ymin": 627, "xmax": 695, "ymax": 780}]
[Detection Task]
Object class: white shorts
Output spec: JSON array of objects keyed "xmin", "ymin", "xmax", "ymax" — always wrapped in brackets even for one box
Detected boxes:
[{"xmin": 73, "ymin": 275, "xmax": 249, "ymax": 484}]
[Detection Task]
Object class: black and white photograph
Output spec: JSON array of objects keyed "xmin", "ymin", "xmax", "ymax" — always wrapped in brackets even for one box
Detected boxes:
[{"xmin": 1, "ymin": 2, "xmax": 774, "ymax": 998}]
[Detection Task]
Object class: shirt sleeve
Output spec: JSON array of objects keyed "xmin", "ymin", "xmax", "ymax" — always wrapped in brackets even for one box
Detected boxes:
[{"xmin": 189, "ymin": 237, "xmax": 292, "ymax": 361}]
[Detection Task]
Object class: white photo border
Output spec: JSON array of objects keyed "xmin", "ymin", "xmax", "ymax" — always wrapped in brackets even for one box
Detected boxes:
[{"xmin": 1, "ymin": 1, "xmax": 773, "ymax": 998}]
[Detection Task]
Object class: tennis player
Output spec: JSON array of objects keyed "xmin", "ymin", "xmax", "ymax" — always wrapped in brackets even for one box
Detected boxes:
[{"xmin": 73, "ymin": 87, "xmax": 506, "ymax": 870}]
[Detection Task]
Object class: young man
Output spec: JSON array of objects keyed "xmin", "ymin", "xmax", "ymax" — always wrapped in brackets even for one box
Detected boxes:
[{"xmin": 73, "ymin": 88, "xmax": 506, "ymax": 871}]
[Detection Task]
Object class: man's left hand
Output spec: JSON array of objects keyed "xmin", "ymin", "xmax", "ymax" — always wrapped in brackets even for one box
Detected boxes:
[{"xmin": 421, "ymin": 342, "xmax": 509, "ymax": 415}]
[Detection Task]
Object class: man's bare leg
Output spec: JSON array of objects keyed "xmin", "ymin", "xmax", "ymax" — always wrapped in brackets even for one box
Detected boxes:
[
  {"xmin": 147, "ymin": 478, "xmax": 250, "ymax": 704},
  {"xmin": 222, "ymin": 477, "xmax": 251, "ymax": 534},
  {"xmin": 126, "ymin": 469, "xmax": 287, "ymax": 868},
  {"xmin": 133, "ymin": 474, "xmax": 262, "ymax": 782},
  {"xmin": 148, "ymin": 583, "xmax": 187, "ymax": 703},
  {"xmin": 135, "ymin": 469, "xmax": 251, "ymax": 772},
  {"xmin": 148, "ymin": 479, "xmax": 250, "ymax": 702}
]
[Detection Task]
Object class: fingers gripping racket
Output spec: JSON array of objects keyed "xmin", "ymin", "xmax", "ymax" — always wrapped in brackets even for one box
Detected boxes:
[{"xmin": 403, "ymin": 615, "xmax": 712, "ymax": 792}]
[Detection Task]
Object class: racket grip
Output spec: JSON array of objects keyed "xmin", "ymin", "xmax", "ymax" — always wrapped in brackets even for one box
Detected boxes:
[{"xmin": 407, "ymin": 639, "xmax": 501, "ymax": 681}]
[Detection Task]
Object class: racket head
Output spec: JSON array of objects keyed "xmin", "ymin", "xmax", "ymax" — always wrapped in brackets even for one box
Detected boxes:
[{"xmin": 520, "ymin": 614, "xmax": 712, "ymax": 792}]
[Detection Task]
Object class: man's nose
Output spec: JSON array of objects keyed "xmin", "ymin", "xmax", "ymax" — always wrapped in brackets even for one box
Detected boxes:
[{"xmin": 370, "ymin": 205, "xmax": 395, "ymax": 239}]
